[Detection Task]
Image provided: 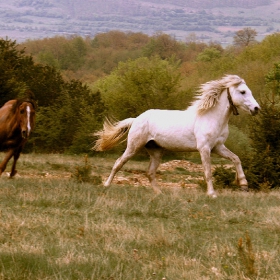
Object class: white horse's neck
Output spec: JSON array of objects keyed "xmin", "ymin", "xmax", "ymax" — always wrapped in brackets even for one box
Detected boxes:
[
  {"xmin": 196, "ymin": 89, "xmax": 232, "ymax": 127},
  {"xmin": 216, "ymin": 89, "xmax": 233, "ymax": 124}
]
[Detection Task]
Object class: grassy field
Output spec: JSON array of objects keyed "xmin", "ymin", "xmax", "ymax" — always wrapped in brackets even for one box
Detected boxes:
[{"xmin": 0, "ymin": 153, "xmax": 279, "ymax": 279}]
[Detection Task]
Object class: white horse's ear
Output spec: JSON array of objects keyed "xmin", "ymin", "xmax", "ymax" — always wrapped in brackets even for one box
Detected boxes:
[{"xmin": 222, "ymin": 75, "xmax": 245, "ymax": 88}]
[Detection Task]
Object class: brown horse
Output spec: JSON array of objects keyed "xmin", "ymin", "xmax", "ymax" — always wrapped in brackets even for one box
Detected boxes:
[{"xmin": 0, "ymin": 97, "xmax": 36, "ymax": 177}]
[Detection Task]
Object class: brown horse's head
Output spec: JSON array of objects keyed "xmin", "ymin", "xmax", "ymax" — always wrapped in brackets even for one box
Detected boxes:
[{"xmin": 18, "ymin": 100, "xmax": 36, "ymax": 139}]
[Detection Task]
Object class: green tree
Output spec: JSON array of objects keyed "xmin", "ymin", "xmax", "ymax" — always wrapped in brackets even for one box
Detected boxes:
[
  {"xmin": 0, "ymin": 37, "xmax": 106, "ymax": 153},
  {"xmin": 37, "ymin": 51, "xmax": 60, "ymax": 68},
  {"xmin": 0, "ymin": 39, "xmax": 33, "ymax": 103},
  {"xmin": 196, "ymin": 47, "xmax": 221, "ymax": 62},
  {"xmin": 0, "ymin": 37, "xmax": 66, "ymax": 108},
  {"xmin": 58, "ymin": 36, "xmax": 88, "ymax": 70},
  {"xmin": 34, "ymin": 80, "xmax": 105, "ymax": 153},
  {"xmin": 245, "ymin": 63, "xmax": 280, "ymax": 189},
  {"xmin": 143, "ymin": 32, "xmax": 186, "ymax": 60},
  {"xmin": 95, "ymin": 56, "xmax": 183, "ymax": 120},
  {"xmin": 69, "ymin": 91, "xmax": 105, "ymax": 154}
]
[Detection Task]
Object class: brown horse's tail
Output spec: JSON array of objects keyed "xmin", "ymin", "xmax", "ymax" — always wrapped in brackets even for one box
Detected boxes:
[{"xmin": 93, "ymin": 117, "xmax": 135, "ymax": 151}]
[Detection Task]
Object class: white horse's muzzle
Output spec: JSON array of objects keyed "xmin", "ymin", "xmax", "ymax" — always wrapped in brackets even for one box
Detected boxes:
[{"xmin": 250, "ymin": 106, "xmax": 260, "ymax": 116}]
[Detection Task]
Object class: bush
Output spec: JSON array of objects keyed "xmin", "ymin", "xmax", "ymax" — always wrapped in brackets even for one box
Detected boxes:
[
  {"xmin": 244, "ymin": 103, "xmax": 280, "ymax": 189},
  {"xmin": 95, "ymin": 56, "xmax": 183, "ymax": 120},
  {"xmin": 72, "ymin": 155, "xmax": 102, "ymax": 184},
  {"xmin": 225, "ymin": 125, "xmax": 253, "ymax": 161},
  {"xmin": 244, "ymin": 63, "xmax": 280, "ymax": 190},
  {"xmin": 213, "ymin": 165, "xmax": 236, "ymax": 189}
]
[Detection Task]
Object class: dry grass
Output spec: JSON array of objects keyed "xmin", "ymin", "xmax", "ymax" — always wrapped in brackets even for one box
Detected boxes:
[{"xmin": 0, "ymin": 153, "xmax": 279, "ymax": 279}]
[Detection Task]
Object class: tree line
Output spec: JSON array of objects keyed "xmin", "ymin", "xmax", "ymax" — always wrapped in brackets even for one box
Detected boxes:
[{"xmin": 0, "ymin": 28, "xmax": 279, "ymax": 188}]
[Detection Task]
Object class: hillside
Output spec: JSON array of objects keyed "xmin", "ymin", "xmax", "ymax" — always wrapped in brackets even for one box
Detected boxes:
[{"xmin": 0, "ymin": 0, "xmax": 279, "ymax": 45}]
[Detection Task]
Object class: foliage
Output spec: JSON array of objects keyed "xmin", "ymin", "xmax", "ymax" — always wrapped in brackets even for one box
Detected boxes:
[
  {"xmin": 237, "ymin": 232, "xmax": 257, "ymax": 277},
  {"xmin": 72, "ymin": 154, "xmax": 102, "ymax": 183},
  {"xmin": 34, "ymin": 82, "xmax": 105, "ymax": 153},
  {"xmin": 0, "ymin": 39, "xmax": 36, "ymax": 104},
  {"xmin": 225, "ymin": 125, "xmax": 254, "ymax": 161},
  {"xmin": 143, "ymin": 32, "xmax": 186, "ymax": 60},
  {"xmin": 245, "ymin": 103, "xmax": 280, "ymax": 189},
  {"xmin": 244, "ymin": 63, "xmax": 280, "ymax": 189},
  {"xmin": 233, "ymin": 27, "xmax": 258, "ymax": 47},
  {"xmin": 7, "ymin": 29, "xmax": 280, "ymax": 172},
  {"xmin": 23, "ymin": 33, "xmax": 150, "ymax": 81},
  {"xmin": 95, "ymin": 56, "xmax": 184, "ymax": 119},
  {"xmin": 213, "ymin": 165, "xmax": 236, "ymax": 189},
  {"xmin": 196, "ymin": 47, "xmax": 221, "ymax": 62},
  {"xmin": 0, "ymin": 38, "xmax": 68, "ymax": 109},
  {"xmin": 0, "ymin": 37, "xmax": 107, "ymax": 153},
  {"xmin": 69, "ymin": 90, "xmax": 106, "ymax": 154},
  {"xmin": 72, "ymin": 155, "xmax": 92, "ymax": 182},
  {"xmin": 91, "ymin": 30, "xmax": 150, "ymax": 50}
]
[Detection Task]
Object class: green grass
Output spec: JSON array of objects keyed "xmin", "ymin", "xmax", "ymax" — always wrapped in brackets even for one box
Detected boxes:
[{"xmin": 0, "ymin": 153, "xmax": 279, "ymax": 279}]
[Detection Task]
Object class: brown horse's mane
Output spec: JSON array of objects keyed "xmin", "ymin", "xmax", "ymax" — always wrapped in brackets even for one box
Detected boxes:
[
  {"xmin": 11, "ymin": 97, "xmax": 37, "ymax": 114},
  {"xmin": 18, "ymin": 97, "xmax": 37, "ymax": 109}
]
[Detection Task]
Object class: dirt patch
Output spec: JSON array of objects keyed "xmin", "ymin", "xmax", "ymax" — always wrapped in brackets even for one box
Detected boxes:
[
  {"xmin": 5, "ymin": 171, "xmax": 72, "ymax": 179},
  {"xmin": 8, "ymin": 159, "xmax": 233, "ymax": 190},
  {"xmin": 110, "ymin": 160, "xmax": 234, "ymax": 189},
  {"xmin": 159, "ymin": 160, "xmax": 204, "ymax": 172},
  {"xmin": 111, "ymin": 160, "xmax": 207, "ymax": 189}
]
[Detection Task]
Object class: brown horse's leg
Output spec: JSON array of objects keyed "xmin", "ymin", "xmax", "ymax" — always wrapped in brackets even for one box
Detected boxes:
[
  {"xmin": 10, "ymin": 147, "xmax": 22, "ymax": 178},
  {"xmin": 0, "ymin": 149, "xmax": 15, "ymax": 176}
]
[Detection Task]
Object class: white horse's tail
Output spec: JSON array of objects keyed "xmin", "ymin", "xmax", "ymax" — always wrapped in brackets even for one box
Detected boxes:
[{"xmin": 93, "ymin": 117, "xmax": 135, "ymax": 151}]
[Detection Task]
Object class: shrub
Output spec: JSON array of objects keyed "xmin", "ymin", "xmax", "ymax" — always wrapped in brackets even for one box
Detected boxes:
[
  {"xmin": 213, "ymin": 165, "xmax": 236, "ymax": 189},
  {"xmin": 244, "ymin": 63, "xmax": 280, "ymax": 189},
  {"xmin": 72, "ymin": 155, "xmax": 102, "ymax": 184}
]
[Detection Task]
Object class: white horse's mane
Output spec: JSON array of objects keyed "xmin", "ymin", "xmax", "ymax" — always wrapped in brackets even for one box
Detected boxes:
[{"xmin": 192, "ymin": 75, "xmax": 245, "ymax": 114}]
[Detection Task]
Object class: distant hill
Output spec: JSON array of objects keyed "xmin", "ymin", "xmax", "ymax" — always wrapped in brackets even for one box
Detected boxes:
[{"xmin": 0, "ymin": 0, "xmax": 279, "ymax": 46}]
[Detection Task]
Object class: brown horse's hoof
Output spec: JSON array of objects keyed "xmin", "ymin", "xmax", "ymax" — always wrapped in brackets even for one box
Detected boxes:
[{"xmin": 9, "ymin": 170, "xmax": 17, "ymax": 178}]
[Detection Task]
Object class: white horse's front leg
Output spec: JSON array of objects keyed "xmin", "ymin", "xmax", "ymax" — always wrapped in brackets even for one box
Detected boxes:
[
  {"xmin": 199, "ymin": 147, "xmax": 217, "ymax": 198},
  {"xmin": 212, "ymin": 144, "xmax": 248, "ymax": 190}
]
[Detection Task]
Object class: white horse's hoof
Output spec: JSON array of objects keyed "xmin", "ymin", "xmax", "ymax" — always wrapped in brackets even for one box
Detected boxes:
[
  {"xmin": 207, "ymin": 192, "xmax": 217, "ymax": 198},
  {"xmin": 240, "ymin": 185, "xmax": 249, "ymax": 192},
  {"xmin": 104, "ymin": 181, "xmax": 110, "ymax": 187},
  {"xmin": 153, "ymin": 188, "xmax": 162, "ymax": 195},
  {"xmin": 238, "ymin": 178, "xmax": 248, "ymax": 186}
]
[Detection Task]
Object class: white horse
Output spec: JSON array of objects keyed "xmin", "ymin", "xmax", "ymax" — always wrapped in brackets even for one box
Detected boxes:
[{"xmin": 93, "ymin": 75, "xmax": 260, "ymax": 197}]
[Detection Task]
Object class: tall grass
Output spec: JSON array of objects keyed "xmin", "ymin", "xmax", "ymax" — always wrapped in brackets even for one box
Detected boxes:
[{"xmin": 0, "ymin": 153, "xmax": 279, "ymax": 279}]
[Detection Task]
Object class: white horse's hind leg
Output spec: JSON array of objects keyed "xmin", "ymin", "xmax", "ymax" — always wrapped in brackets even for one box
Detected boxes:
[
  {"xmin": 146, "ymin": 146, "xmax": 163, "ymax": 194},
  {"xmin": 104, "ymin": 149, "xmax": 137, "ymax": 187},
  {"xmin": 212, "ymin": 144, "xmax": 248, "ymax": 190},
  {"xmin": 104, "ymin": 131, "xmax": 147, "ymax": 187},
  {"xmin": 199, "ymin": 147, "xmax": 217, "ymax": 198}
]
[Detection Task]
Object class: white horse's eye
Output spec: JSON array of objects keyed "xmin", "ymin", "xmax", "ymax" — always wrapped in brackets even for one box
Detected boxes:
[{"xmin": 240, "ymin": 90, "xmax": 246, "ymax": 95}]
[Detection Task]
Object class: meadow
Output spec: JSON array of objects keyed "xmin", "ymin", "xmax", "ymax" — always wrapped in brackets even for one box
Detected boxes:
[{"xmin": 0, "ymin": 153, "xmax": 279, "ymax": 279}]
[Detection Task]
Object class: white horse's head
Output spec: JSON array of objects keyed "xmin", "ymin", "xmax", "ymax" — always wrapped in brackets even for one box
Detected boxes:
[
  {"xmin": 194, "ymin": 75, "xmax": 260, "ymax": 115},
  {"xmin": 229, "ymin": 82, "xmax": 260, "ymax": 116}
]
